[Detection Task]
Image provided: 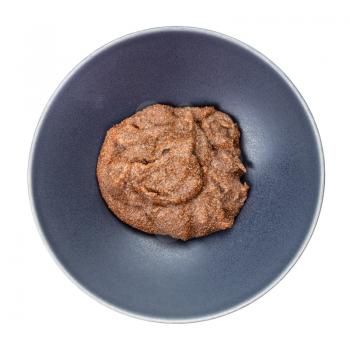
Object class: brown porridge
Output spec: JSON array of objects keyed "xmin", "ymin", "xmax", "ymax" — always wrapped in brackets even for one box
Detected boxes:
[{"xmin": 97, "ymin": 104, "xmax": 249, "ymax": 240}]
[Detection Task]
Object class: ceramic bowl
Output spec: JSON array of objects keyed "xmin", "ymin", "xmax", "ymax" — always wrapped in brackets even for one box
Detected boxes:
[{"xmin": 29, "ymin": 27, "xmax": 324, "ymax": 322}]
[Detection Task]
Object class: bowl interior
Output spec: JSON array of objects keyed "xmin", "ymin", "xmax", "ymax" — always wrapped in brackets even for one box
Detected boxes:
[{"xmin": 30, "ymin": 28, "xmax": 323, "ymax": 321}]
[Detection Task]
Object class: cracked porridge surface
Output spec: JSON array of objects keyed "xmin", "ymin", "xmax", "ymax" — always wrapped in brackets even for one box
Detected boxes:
[{"xmin": 97, "ymin": 104, "xmax": 249, "ymax": 240}]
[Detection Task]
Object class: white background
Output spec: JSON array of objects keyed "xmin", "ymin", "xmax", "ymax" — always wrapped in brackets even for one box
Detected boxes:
[{"xmin": 1, "ymin": 0, "xmax": 349, "ymax": 349}]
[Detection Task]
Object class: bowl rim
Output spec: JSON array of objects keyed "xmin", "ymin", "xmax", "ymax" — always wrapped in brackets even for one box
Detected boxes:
[{"xmin": 28, "ymin": 26, "xmax": 325, "ymax": 323}]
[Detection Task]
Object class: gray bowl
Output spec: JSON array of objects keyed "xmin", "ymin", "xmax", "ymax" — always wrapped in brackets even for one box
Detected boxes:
[{"xmin": 29, "ymin": 27, "xmax": 324, "ymax": 322}]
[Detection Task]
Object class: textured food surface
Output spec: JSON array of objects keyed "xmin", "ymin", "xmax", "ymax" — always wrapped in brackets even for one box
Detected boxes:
[{"xmin": 97, "ymin": 104, "xmax": 249, "ymax": 240}]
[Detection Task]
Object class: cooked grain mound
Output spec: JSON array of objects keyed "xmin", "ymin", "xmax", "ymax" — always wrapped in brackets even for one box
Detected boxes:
[{"xmin": 97, "ymin": 104, "xmax": 249, "ymax": 240}]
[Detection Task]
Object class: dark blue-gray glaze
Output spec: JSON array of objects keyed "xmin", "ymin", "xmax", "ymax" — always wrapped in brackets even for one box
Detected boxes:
[{"xmin": 29, "ymin": 27, "xmax": 324, "ymax": 322}]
